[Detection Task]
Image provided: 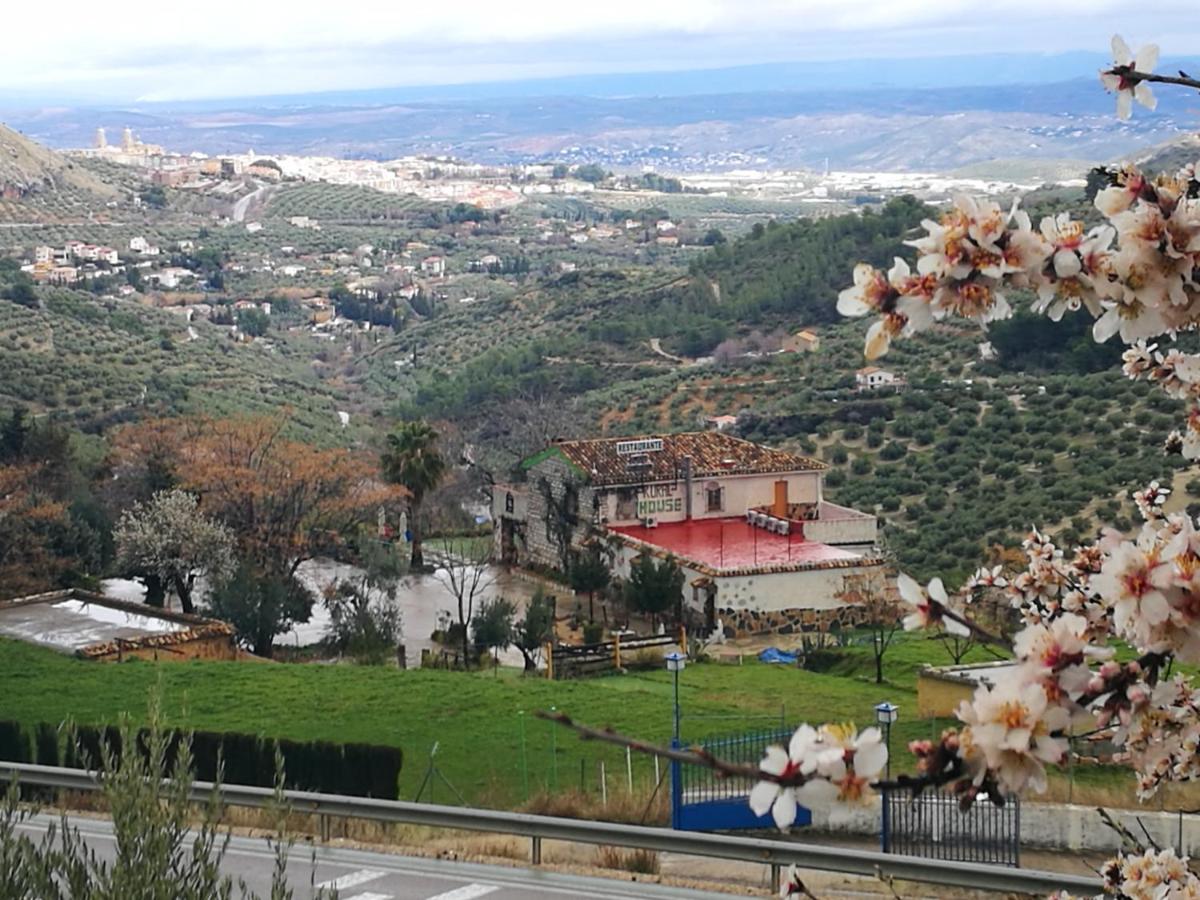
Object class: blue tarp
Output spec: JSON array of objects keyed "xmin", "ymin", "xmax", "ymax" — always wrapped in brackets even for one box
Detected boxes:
[{"xmin": 758, "ymin": 647, "xmax": 798, "ymax": 664}]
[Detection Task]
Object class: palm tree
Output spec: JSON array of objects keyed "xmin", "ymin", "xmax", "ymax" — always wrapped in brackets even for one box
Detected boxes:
[{"xmin": 381, "ymin": 421, "xmax": 447, "ymax": 570}]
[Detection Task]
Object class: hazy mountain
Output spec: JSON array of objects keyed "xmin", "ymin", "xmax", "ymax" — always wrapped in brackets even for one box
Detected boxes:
[{"xmin": 3, "ymin": 53, "xmax": 1198, "ymax": 172}]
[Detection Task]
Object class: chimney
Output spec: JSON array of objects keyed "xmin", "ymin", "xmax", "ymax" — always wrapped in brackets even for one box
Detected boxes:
[{"xmin": 773, "ymin": 480, "xmax": 788, "ymax": 518}]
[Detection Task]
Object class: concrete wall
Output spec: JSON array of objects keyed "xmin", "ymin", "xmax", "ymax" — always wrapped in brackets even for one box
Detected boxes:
[
  {"xmin": 804, "ymin": 503, "xmax": 877, "ymax": 546},
  {"xmin": 809, "ymin": 795, "xmax": 1200, "ymax": 856},
  {"xmin": 597, "ymin": 471, "xmax": 823, "ymax": 527},
  {"xmin": 610, "ymin": 539, "xmax": 880, "ymax": 620},
  {"xmin": 917, "ymin": 672, "xmax": 976, "ymax": 718}
]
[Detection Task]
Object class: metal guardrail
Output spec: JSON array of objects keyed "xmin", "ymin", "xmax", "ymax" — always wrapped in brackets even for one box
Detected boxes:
[{"xmin": 0, "ymin": 761, "xmax": 1099, "ymax": 895}]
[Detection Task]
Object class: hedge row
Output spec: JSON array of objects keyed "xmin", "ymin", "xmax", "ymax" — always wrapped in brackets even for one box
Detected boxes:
[{"xmin": 0, "ymin": 720, "xmax": 402, "ymax": 800}]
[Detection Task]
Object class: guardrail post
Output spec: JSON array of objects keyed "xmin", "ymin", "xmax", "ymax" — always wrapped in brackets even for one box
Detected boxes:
[
  {"xmin": 769, "ymin": 863, "xmax": 781, "ymax": 894},
  {"xmin": 319, "ymin": 814, "xmax": 331, "ymax": 843},
  {"xmin": 531, "ymin": 836, "xmax": 542, "ymax": 865}
]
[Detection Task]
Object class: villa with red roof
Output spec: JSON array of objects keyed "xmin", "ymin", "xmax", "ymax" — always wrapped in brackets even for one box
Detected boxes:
[{"xmin": 493, "ymin": 432, "xmax": 884, "ymax": 639}]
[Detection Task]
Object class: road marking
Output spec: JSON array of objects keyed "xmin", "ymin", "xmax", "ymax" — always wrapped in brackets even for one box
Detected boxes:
[
  {"xmin": 317, "ymin": 869, "xmax": 387, "ymax": 890},
  {"xmin": 344, "ymin": 894, "xmax": 392, "ymax": 900},
  {"xmin": 423, "ymin": 885, "xmax": 499, "ymax": 900}
]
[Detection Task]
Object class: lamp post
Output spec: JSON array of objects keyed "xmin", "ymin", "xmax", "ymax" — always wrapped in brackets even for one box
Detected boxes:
[
  {"xmin": 875, "ymin": 701, "xmax": 899, "ymax": 854},
  {"xmin": 665, "ymin": 651, "xmax": 687, "ymax": 830},
  {"xmin": 874, "ymin": 701, "xmax": 899, "ymax": 780},
  {"xmin": 665, "ymin": 651, "xmax": 687, "ymax": 743}
]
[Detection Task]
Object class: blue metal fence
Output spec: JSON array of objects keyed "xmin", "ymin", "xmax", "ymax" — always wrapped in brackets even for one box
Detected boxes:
[
  {"xmin": 671, "ymin": 728, "xmax": 812, "ymax": 831},
  {"xmin": 882, "ymin": 788, "xmax": 1020, "ymax": 867}
]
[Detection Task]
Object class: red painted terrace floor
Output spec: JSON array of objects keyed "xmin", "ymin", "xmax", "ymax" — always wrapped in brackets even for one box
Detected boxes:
[{"xmin": 609, "ymin": 517, "xmax": 861, "ymax": 572}]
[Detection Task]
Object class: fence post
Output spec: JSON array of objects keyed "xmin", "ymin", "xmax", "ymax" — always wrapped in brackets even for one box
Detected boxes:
[
  {"xmin": 613, "ymin": 634, "xmax": 621, "ymax": 669},
  {"xmin": 626, "ymin": 746, "xmax": 633, "ymax": 794},
  {"xmin": 670, "ymin": 738, "xmax": 683, "ymax": 830},
  {"xmin": 600, "ymin": 760, "xmax": 607, "ymax": 807},
  {"xmin": 880, "ymin": 787, "xmax": 889, "ymax": 853},
  {"xmin": 545, "ymin": 642, "xmax": 554, "ymax": 680}
]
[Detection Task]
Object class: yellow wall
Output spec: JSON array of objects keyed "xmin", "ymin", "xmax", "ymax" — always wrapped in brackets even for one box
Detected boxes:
[{"xmin": 917, "ymin": 672, "xmax": 975, "ymax": 718}]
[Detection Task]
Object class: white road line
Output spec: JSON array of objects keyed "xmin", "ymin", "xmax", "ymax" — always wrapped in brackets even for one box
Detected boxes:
[
  {"xmin": 423, "ymin": 885, "xmax": 499, "ymax": 900},
  {"xmin": 343, "ymin": 894, "xmax": 392, "ymax": 900},
  {"xmin": 317, "ymin": 869, "xmax": 387, "ymax": 890}
]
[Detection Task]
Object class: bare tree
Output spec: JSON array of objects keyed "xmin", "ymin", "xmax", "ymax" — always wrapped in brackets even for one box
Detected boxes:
[
  {"xmin": 838, "ymin": 573, "xmax": 903, "ymax": 685},
  {"xmin": 432, "ymin": 538, "xmax": 495, "ymax": 663}
]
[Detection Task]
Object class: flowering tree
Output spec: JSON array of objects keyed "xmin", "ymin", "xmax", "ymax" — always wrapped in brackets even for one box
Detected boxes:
[
  {"xmin": 543, "ymin": 39, "xmax": 1200, "ymax": 899},
  {"xmin": 113, "ymin": 489, "xmax": 235, "ymax": 614},
  {"xmin": 817, "ymin": 36, "xmax": 1200, "ymax": 898}
]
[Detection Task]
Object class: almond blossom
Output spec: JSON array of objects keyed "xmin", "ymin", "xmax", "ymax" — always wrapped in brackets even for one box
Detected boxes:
[
  {"xmin": 1100, "ymin": 35, "xmax": 1159, "ymax": 120},
  {"xmin": 955, "ymin": 680, "xmax": 1069, "ymax": 795},
  {"xmin": 793, "ymin": 724, "xmax": 888, "ymax": 809},
  {"xmin": 897, "ymin": 572, "xmax": 969, "ymax": 635},
  {"xmin": 748, "ymin": 724, "xmax": 818, "ymax": 829}
]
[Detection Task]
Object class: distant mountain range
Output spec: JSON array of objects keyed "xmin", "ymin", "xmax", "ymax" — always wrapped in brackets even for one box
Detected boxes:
[{"xmin": 3, "ymin": 53, "xmax": 1199, "ymax": 173}]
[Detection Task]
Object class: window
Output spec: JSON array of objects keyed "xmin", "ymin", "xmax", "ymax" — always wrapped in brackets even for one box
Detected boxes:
[
  {"xmin": 706, "ymin": 486, "xmax": 724, "ymax": 512},
  {"xmin": 505, "ymin": 492, "xmax": 514, "ymax": 514}
]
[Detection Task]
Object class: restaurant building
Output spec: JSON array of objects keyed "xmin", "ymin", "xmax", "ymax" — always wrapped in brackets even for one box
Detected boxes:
[{"xmin": 493, "ymin": 432, "xmax": 884, "ymax": 637}]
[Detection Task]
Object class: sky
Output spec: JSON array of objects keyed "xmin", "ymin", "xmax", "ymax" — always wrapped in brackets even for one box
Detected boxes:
[{"xmin": 4, "ymin": 0, "xmax": 1200, "ymax": 103}]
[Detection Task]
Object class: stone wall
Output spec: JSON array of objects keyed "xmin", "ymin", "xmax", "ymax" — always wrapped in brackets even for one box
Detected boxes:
[
  {"xmin": 718, "ymin": 604, "xmax": 869, "ymax": 638},
  {"xmin": 523, "ymin": 456, "xmax": 599, "ymax": 571}
]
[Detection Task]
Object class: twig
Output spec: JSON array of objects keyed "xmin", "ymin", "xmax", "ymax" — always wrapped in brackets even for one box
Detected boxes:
[
  {"xmin": 537, "ymin": 710, "xmax": 969, "ymax": 799},
  {"xmin": 1137, "ymin": 816, "xmax": 1163, "ymax": 853},
  {"xmin": 1109, "ymin": 67, "xmax": 1200, "ymax": 92},
  {"xmin": 939, "ymin": 606, "xmax": 1008, "ymax": 649},
  {"xmin": 1098, "ymin": 807, "xmax": 1147, "ymax": 855},
  {"xmin": 534, "ymin": 710, "xmax": 770, "ymax": 783}
]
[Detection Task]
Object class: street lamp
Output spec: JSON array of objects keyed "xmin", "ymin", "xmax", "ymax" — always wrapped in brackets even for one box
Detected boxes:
[
  {"xmin": 874, "ymin": 701, "xmax": 899, "ymax": 780},
  {"xmin": 665, "ymin": 651, "xmax": 687, "ymax": 744}
]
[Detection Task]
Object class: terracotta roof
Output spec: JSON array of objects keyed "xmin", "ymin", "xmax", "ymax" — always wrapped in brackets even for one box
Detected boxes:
[{"xmin": 533, "ymin": 432, "xmax": 824, "ymax": 487}]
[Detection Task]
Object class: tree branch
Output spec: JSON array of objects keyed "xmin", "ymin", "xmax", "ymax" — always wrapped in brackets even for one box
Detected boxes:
[{"xmin": 535, "ymin": 710, "xmax": 774, "ymax": 783}]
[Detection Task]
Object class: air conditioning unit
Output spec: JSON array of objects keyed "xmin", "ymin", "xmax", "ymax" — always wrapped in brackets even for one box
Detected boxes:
[
  {"xmin": 745, "ymin": 510, "xmax": 756, "ymax": 524},
  {"xmin": 778, "ymin": 520, "xmax": 791, "ymax": 536},
  {"xmin": 753, "ymin": 511, "xmax": 768, "ymax": 528},
  {"xmin": 643, "ymin": 517, "xmax": 658, "ymax": 529},
  {"xmin": 769, "ymin": 518, "xmax": 783, "ymax": 534}
]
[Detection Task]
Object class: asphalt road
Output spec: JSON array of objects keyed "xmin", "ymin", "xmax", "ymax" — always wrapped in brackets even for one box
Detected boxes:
[{"xmin": 17, "ymin": 814, "xmax": 746, "ymax": 900}]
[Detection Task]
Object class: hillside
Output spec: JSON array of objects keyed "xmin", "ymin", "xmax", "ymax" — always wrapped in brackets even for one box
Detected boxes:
[
  {"xmin": 0, "ymin": 123, "xmax": 118, "ymax": 202},
  {"xmin": 1130, "ymin": 133, "xmax": 1200, "ymax": 175}
]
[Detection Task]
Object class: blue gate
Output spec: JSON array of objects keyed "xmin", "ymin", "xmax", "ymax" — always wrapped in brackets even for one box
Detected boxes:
[{"xmin": 671, "ymin": 728, "xmax": 812, "ymax": 831}]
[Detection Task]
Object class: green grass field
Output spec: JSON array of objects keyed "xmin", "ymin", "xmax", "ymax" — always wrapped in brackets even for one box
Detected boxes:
[{"xmin": 0, "ymin": 633, "xmax": 998, "ymax": 808}]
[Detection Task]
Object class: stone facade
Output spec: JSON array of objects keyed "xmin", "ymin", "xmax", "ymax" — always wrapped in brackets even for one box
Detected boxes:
[
  {"xmin": 718, "ymin": 604, "xmax": 870, "ymax": 638},
  {"xmin": 521, "ymin": 455, "xmax": 600, "ymax": 571}
]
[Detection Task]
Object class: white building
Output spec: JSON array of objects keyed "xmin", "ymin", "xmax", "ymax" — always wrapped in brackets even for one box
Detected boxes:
[
  {"xmin": 420, "ymin": 255, "xmax": 446, "ymax": 276},
  {"xmin": 493, "ymin": 433, "xmax": 882, "ymax": 637},
  {"xmin": 855, "ymin": 366, "xmax": 901, "ymax": 392}
]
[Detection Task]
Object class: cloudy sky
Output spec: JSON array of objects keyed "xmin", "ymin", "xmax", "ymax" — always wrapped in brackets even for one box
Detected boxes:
[{"xmin": 5, "ymin": 0, "xmax": 1199, "ymax": 102}]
